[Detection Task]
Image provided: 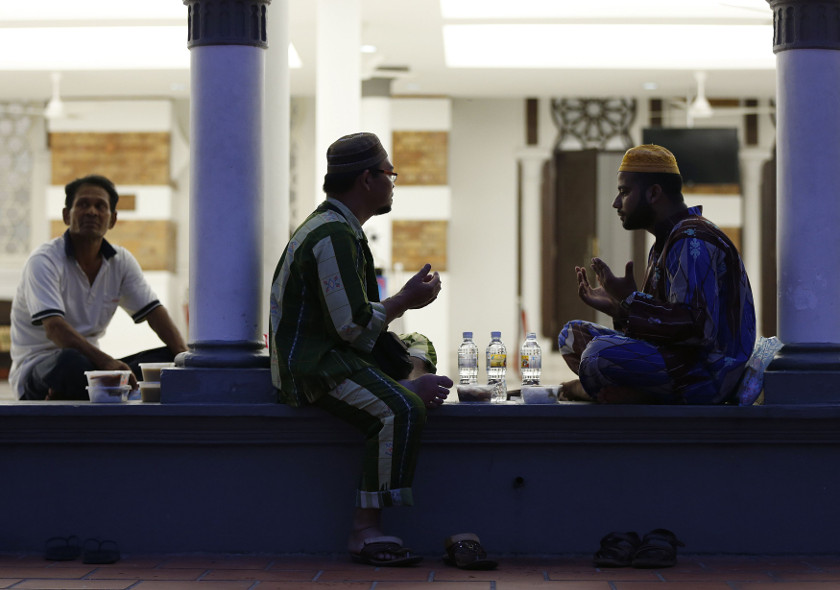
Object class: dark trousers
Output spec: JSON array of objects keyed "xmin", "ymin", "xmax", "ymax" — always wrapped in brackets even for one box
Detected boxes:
[{"xmin": 21, "ymin": 347, "xmax": 176, "ymax": 401}]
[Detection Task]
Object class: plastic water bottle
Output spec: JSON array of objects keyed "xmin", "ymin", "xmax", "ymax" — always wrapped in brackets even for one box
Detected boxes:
[
  {"xmin": 457, "ymin": 332, "xmax": 479, "ymax": 385},
  {"xmin": 520, "ymin": 332, "xmax": 542, "ymax": 386},
  {"xmin": 486, "ymin": 331, "xmax": 507, "ymax": 403}
]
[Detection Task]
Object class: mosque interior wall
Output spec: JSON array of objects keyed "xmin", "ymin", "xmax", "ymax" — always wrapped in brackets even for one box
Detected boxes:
[{"xmin": 0, "ymin": 93, "xmax": 776, "ymax": 390}]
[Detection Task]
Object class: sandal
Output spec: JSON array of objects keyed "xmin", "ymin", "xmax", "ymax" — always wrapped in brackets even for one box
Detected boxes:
[
  {"xmin": 632, "ymin": 528, "xmax": 685, "ymax": 569},
  {"xmin": 44, "ymin": 536, "xmax": 81, "ymax": 561},
  {"xmin": 82, "ymin": 538, "xmax": 121, "ymax": 565},
  {"xmin": 593, "ymin": 531, "xmax": 641, "ymax": 567},
  {"xmin": 443, "ymin": 533, "xmax": 498, "ymax": 570},
  {"xmin": 350, "ymin": 536, "xmax": 423, "ymax": 567}
]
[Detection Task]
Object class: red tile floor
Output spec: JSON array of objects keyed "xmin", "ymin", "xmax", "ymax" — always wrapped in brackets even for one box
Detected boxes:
[{"xmin": 3, "ymin": 553, "xmax": 840, "ymax": 590}]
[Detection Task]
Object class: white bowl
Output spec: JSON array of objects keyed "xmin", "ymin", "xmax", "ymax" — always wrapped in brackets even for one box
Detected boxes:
[
  {"xmin": 87, "ymin": 385, "xmax": 131, "ymax": 403},
  {"xmin": 521, "ymin": 385, "xmax": 560, "ymax": 404},
  {"xmin": 138, "ymin": 362, "xmax": 175, "ymax": 382}
]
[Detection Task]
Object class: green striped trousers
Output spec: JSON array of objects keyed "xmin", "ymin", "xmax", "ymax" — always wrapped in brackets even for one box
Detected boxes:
[{"xmin": 314, "ymin": 366, "xmax": 427, "ymax": 508}]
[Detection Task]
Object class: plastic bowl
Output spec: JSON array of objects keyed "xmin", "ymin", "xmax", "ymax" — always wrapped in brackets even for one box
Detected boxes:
[
  {"xmin": 521, "ymin": 385, "xmax": 560, "ymax": 404},
  {"xmin": 139, "ymin": 381, "xmax": 161, "ymax": 403},
  {"xmin": 87, "ymin": 385, "xmax": 131, "ymax": 403},
  {"xmin": 138, "ymin": 362, "xmax": 175, "ymax": 382},
  {"xmin": 84, "ymin": 370, "xmax": 132, "ymax": 388},
  {"xmin": 456, "ymin": 384, "xmax": 495, "ymax": 403}
]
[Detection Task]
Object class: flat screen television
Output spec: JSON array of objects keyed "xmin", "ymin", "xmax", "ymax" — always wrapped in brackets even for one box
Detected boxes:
[{"xmin": 641, "ymin": 127, "xmax": 740, "ymax": 187}]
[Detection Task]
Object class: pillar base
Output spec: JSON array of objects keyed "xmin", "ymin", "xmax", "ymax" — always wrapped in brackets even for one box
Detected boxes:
[
  {"xmin": 177, "ymin": 340, "xmax": 269, "ymax": 368},
  {"xmin": 160, "ymin": 366, "xmax": 275, "ymax": 404},
  {"xmin": 763, "ymin": 343, "xmax": 840, "ymax": 404}
]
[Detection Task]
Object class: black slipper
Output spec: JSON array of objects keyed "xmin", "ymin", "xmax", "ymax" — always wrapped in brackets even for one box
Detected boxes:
[
  {"xmin": 82, "ymin": 538, "xmax": 120, "ymax": 564},
  {"xmin": 44, "ymin": 536, "xmax": 81, "ymax": 561},
  {"xmin": 443, "ymin": 533, "xmax": 498, "ymax": 570},
  {"xmin": 632, "ymin": 529, "xmax": 684, "ymax": 568},
  {"xmin": 593, "ymin": 531, "xmax": 641, "ymax": 567}
]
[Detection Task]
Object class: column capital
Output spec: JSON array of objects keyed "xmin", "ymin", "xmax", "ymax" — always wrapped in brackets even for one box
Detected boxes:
[
  {"xmin": 768, "ymin": 0, "xmax": 840, "ymax": 53},
  {"xmin": 184, "ymin": 0, "xmax": 271, "ymax": 49}
]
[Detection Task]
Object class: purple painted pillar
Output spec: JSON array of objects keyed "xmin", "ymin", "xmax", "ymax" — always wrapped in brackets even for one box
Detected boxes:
[
  {"xmin": 764, "ymin": 0, "xmax": 840, "ymax": 403},
  {"xmin": 164, "ymin": 0, "xmax": 274, "ymax": 403}
]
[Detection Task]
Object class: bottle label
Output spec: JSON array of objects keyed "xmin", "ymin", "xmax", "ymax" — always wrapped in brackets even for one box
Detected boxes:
[
  {"xmin": 489, "ymin": 354, "xmax": 506, "ymax": 368},
  {"xmin": 520, "ymin": 355, "xmax": 530, "ymax": 369}
]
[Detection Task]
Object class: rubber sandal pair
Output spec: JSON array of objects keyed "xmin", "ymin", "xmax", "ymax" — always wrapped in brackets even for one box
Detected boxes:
[
  {"xmin": 350, "ymin": 535, "xmax": 423, "ymax": 567},
  {"xmin": 82, "ymin": 539, "xmax": 121, "ymax": 564},
  {"xmin": 44, "ymin": 536, "xmax": 120, "ymax": 564},
  {"xmin": 443, "ymin": 533, "xmax": 498, "ymax": 570},
  {"xmin": 594, "ymin": 529, "xmax": 684, "ymax": 568},
  {"xmin": 44, "ymin": 536, "xmax": 81, "ymax": 561}
]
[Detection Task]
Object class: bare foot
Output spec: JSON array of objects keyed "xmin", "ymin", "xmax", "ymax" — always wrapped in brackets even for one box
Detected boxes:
[
  {"xmin": 401, "ymin": 373, "xmax": 453, "ymax": 409},
  {"xmin": 559, "ymin": 379, "xmax": 593, "ymax": 401}
]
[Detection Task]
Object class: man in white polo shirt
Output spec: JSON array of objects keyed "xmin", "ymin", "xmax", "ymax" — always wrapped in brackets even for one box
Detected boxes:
[{"xmin": 9, "ymin": 174, "xmax": 187, "ymax": 401}]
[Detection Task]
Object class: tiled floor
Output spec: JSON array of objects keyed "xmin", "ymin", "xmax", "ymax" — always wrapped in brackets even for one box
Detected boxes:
[{"xmin": 3, "ymin": 553, "xmax": 840, "ymax": 589}]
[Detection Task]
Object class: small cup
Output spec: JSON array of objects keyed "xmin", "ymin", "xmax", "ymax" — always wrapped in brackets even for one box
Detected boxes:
[
  {"xmin": 138, "ymin": 362, "xmax": 175, "ymax": 382},
  {"xmin": 139, "ymin": 381, "xmax": 161, "ymax": 403}
]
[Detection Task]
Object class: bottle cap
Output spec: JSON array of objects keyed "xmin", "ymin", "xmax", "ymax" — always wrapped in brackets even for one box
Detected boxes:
[
  {"xmin": 463, "ymin": 331, "xmax": 473, "ymax": 338},
  {"xmin": 491, "ymin": 331, "xmax": 501, "ymax": 338},
  {"xmin": 527, "ymin": 332, "xmax": 536, "ymax": 338}
]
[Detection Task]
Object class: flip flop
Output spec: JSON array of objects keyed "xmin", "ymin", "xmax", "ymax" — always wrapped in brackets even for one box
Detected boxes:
[
  {"xmin": 44, "ymin": 536, "xmax": 81, "ymax": 561},
  {"xmin": 82, "ymin": 538, "xmax": 121, "ymax": 564},
  {"xmin": 632, "ymin": 528, "xmax": 685, "ymax": 569},
  {"xmin": 593, "ymin": 531, "xmax": 641, "ymax": 567},
  {"xmin": 443, "ymin": 532, "xmax": 498, "ymax": 570},
  {"xmin": 350, "ymin": 535, "xmax": 423, "ymax": 567}
]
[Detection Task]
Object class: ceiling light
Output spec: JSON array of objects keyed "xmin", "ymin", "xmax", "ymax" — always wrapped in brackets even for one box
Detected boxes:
[
  {"xmin": 443, "ymin": 24, "xmax": 773, "ymax": 69},
  {"xmin": 643, "ymin": 82, "xmax": 659, "ymax": 91},
  {"xmin": 440, "ymin": 0, "xmax": 771, "ymax": 20},
  {"xmin": 0, "ymin": 0, "xmax": 182, "ymax": 20},
  {"xmin": 0, "ymin": 27, "xmax": 188, "ymax": 70},
  {"xmin": 361, "ymin": 45, "xmax": 378, "ymax": 54}
]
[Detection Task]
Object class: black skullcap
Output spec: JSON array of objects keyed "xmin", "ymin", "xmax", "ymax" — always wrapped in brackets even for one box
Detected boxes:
[{"xmin": 326, "ymin": 132, "xmax": 388, "ymax": 174}]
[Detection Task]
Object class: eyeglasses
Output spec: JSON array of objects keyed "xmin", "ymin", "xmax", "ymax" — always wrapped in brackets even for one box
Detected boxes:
[{"xmin": 373, "ymin": 169, "xmax": 398, "ymax": 183}]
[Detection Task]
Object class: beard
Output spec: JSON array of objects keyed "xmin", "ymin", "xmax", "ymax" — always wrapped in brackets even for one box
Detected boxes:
[
  {"xmin": 621, "ymin": 195, "xmax": 656, "ymax": 230},
  {"xmin": 373, "ymin": 204, "xmax": 392, "ymax": 216}
]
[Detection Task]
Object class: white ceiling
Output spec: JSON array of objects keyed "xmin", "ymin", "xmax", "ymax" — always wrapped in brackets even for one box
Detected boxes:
[{"xmin": 0, "ymin": 0, "xmax": 778, "ymax": 106}]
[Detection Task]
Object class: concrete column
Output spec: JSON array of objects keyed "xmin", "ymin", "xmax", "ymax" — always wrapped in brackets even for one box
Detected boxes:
[
  {"xmin": 361, "ymin": 77, "xmax": 394, "ymax": 271},
  {"xmin": 764, "ymin": 0, "xmax": 840, "ymax": 403},
  {"xmin": 312, "ymin": 0, "xmax": 361, "ymax": 214},
  {"xmin": 263, "ymin": 0, "xmax": 290, "ymax": 337},
  {"xmin": 739, "ymin": 147, "xmax": 770, "ymax": 336},
  {"xmin": 516, "ymin": 147, "xmax": 550, "ymax": 351},
  {"xmin": 165, "ymin": 0, "xmax": 275, "ymax": 403}
]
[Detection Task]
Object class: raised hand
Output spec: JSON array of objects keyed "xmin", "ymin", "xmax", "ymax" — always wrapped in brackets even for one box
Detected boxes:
[
  {"xmin": 397, "ymin": 264, "xmax": 442, "ymax": 310},
  {"xmin": 576, "ymin": 264, "xmax": 619, "ymax": 316},
  {"xmin": 591, "ymin": 258, "xmax": 636, "ymax": 303}
]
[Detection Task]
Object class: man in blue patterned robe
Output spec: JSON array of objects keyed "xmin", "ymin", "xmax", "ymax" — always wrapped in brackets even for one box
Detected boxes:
[{"xmin": 558, "ymin": 144, "xmax": 756, "ymax": 404}]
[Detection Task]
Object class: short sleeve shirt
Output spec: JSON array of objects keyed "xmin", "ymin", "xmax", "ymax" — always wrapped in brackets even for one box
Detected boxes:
[{"xmin": 9, "ymin": 232, "xmax": 161, "ymax": 398}]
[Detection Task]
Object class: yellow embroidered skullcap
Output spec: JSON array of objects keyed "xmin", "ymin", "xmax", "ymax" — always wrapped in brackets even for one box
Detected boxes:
[{"xmin": 618, "ymin": 144, "xmax": 681, "ymax": 175}]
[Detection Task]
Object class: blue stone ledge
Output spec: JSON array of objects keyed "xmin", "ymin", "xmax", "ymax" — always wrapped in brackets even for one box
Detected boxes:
[{"xmin": 1, "ymin": 401, "xmax": 840, "ymax": 556}]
